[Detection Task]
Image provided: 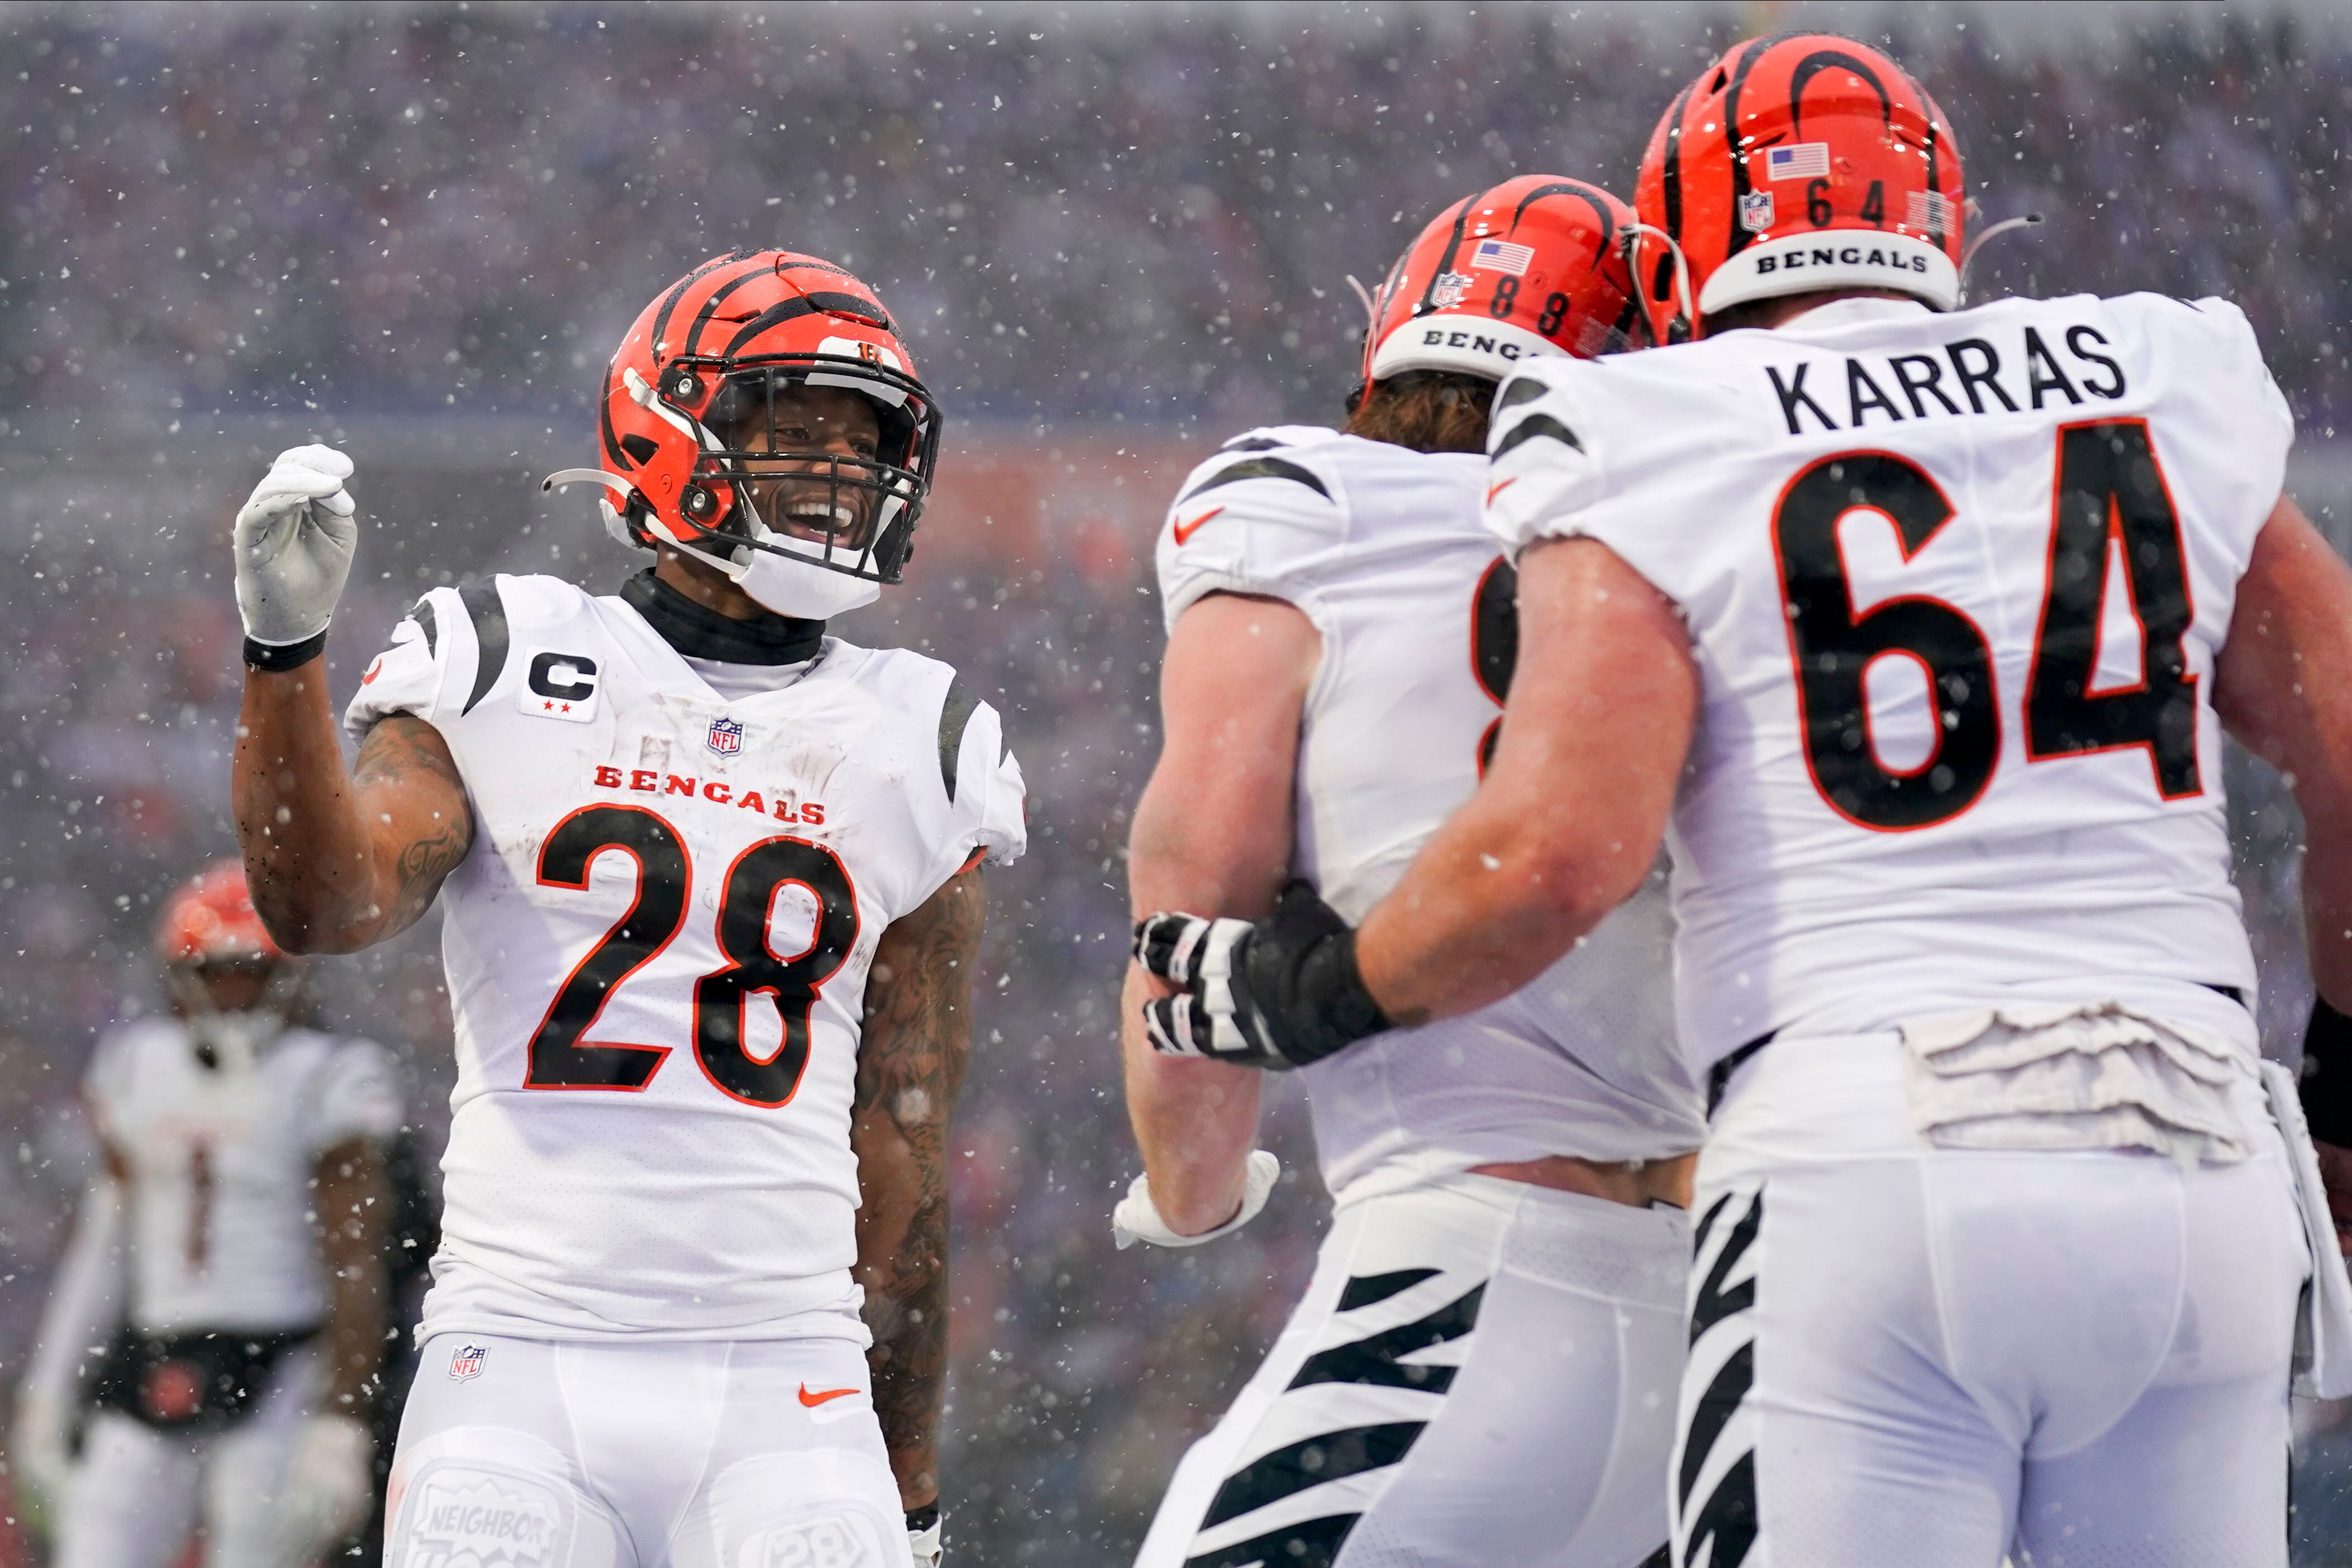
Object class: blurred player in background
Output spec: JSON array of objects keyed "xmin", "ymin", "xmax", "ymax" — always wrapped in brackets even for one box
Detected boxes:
[
  {"xmin": 11, "ymin": 862, "xmax": 399, "ymax": 1568},
  {"xmin": 1139, "ymin": 34, "xmax": 2352, "ymax": 1567},
  {"xmin": 228, "ymin": 250, "xmax": 1024, "ymax": 1568},
  {"xmin": 1122, "ymin": 182, "xmax": 1702, "ymax": 1568}
]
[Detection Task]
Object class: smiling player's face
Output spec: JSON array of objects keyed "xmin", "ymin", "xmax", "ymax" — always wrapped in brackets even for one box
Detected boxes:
[{"xmin": 706, "ymin": 381, "xmax": 884, "ymax": 551}]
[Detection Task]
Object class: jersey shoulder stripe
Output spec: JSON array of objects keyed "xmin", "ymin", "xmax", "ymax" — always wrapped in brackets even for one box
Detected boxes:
[
  {"xmin": 937, "ymin": 675, "xmax": 978, "ymax": 802},
  {"xmin": 1179, "ymin": 454, "xmax": 1333, "ymax": 505},
  {"xmin": 455, "ymin": 578, "xmax": 511, "ymax": 715},
  {"xmin": 408, "ymin": 595, "xmax": 440, "ymax": 659},
  {"xmin": 1491, "ymin": 412, "xmax": 1583, "ymax": 460}
]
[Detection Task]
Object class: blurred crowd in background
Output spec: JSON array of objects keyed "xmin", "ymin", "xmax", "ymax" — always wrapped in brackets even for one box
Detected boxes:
[{"xmin": 4, "ymin": 3, "xmax": 2352, "ymax": 1562}]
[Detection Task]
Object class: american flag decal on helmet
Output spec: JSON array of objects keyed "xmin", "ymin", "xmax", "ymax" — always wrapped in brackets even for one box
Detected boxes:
[
  {"xmin": 1765, "ymin": 143, "xmax": 1832, "ymax": 181},
  {"xmin": 1471, "ymin": 237, "xmax": 1535, "ymax": 275}
]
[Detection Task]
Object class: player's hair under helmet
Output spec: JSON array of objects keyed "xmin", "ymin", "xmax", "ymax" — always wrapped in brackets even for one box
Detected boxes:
[
  {"xmin": 1358, "ymin": 176, "xmax": 1644, "ymax": 397},
  {"xmin": 545, "ymin": 250, "xmax": 943, "ymax": 621},
  {"xmin": 1633, "ymin": 34, "xmax": 1966, "ymax": 342}
]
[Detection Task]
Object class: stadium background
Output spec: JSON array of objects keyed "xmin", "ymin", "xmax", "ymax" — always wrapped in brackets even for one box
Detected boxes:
[{"xmin": 2, "ymin": 1, "xmax": 2349, "ymax": 1561}]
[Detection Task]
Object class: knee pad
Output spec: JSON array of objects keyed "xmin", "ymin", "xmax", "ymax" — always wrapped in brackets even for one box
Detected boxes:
[
  {"xmin": 385, "ymin": 1438, "xmax": 591, "ymax": 1568},
  {"xmin": 691, "ymin": 1450, "xmax": 904, "ymax": 1568}
]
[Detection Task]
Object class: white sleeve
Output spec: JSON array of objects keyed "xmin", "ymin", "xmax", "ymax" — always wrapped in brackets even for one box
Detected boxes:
[
  {"xmin": 342, "ymin": 588, "xmax": 460, "ymax": 741},
  {"xmin": 956, "ymin": 700, "xmax": 1027, "ymax": 870},
  {"xmin": 306, "ymin": 1040, "xmax": 403, "ymax": 1154},
  {"xmin": 18, "ymin": 1175, "xmax": 125, "ymax": 1407},
  {"xmin": 2153, "ymin": 293, "xmax": 2294, "ymax": 547},
  {"xmin": 80, "ymin": 1028, "xmax": 134, "ymax": 1152},
  {"xmin": 1480, "ymin": 363, "xmax": 1611, "ymax": 559},
  {"xmin": 908, "ymin": 695, "xmax": 1027, "ymax": 914},
  {"xmin": 1155, "ymin": 437, "xmax": 1348, "ymax": 630}
]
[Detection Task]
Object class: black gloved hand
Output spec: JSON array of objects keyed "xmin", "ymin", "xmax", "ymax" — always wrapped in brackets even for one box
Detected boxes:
[{"xmin": 1132, "ymin": 881, "xmax": 1391, "ymax": 1071}]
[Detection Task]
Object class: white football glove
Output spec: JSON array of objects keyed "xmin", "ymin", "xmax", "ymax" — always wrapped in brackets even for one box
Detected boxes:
[
  {"xmin": 234, "ymin": 444, "xmax": 358, "ymax": 650},
  {"xmin": 279, "ymin": 1411, "xmax": 373, "ymax": 1553},
  {"xmin": 1112, "ymin": 1151, "xmax": 1281, "ymax": 1250},
  {"xmin": 9, "ymin": 1390, "xmax": 72, "ymax": 1540},
  {"xmin": 907, "ymin": 1505, "xmax": 942, "ymax": 1568}
]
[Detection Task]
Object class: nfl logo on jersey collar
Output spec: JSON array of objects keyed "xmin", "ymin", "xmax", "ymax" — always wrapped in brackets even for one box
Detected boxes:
[{"xmin": 707, "ymin": 717, "xmax": 745, "ymax": 757}]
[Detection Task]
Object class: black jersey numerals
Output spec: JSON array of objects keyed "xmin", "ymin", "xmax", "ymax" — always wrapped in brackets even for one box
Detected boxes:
[
  {"xmin": 527, "ymin": 806, "xmax": 688, "ymax": 1089},
  {"xmin": 1775, "ymin": 453, "xmax": 1999, "ymax": 830},
  {"xmin": 693, "ymin": 838, "xmax": 860, "ymax": 1107},
  {"xmin": 2024, "ymin": 420, "xmax": 2202, "ymax": 797},
  {"xmin": 1773, "ymin": 418, "xmax": 2201, "ymax": 833},
  {"xmin": 525, "ymin": 807, "xmax": 860, "ymax": 1105},
  {"xmin": 1471, "ymin": 556, "xmax": 1520, "ymax": 775}
]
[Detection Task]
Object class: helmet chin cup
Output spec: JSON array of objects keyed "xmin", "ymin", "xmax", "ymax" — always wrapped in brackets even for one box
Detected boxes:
[
  {"xmin": 736, "ymin": 541, "xmax": 882, "ymax": 619},
  {"xmin": 668, "ymin": 535, "xmax": 880, "ymax": 621}
]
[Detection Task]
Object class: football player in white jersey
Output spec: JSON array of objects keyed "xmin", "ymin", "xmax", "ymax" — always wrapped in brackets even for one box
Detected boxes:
[
  {"xmin": 1136, "ymin": 35, "xmax": 2352, "ymax": 1568},
  {"xmin": 1122, "ymin": 180, "xmax": 1702, "ymax": 1568},
  {"xmin": 226, "ymin": 251, "xmax": 1025, "ymax": 1568},
  {"xmin": 12, "ymin": 863, "xmax": 400, "ymax": 1567}
]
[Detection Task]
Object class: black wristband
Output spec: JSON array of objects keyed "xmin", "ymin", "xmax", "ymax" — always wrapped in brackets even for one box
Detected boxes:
[
  {"xmin": 242, "ymin": 630, "xmax": 328, "ymax": 673},
  {"xmin": 906, "ymin": 1503, "xmax": 940, "ymax": 1532},
  {"xmin": 2301, "ymin": 995, "xmax": 2352, "ymax": 1147}
]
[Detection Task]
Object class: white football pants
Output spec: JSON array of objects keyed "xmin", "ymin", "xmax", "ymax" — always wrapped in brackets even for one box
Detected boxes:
[
  {"xmin": 1677, "ymin": 1031, "xmax": 2308, "ymax": 1568},
  {"xmin": 385, "ymin": 1333, "xmax": 903, "ymax": 1568},
  {"xmin": 1136, "ymin": 1171, "xmax": 1689, "ymax": 1568},
  {"xmin": 55, "ymin": 1344, "xmax": 325, "ymax": 1568}
]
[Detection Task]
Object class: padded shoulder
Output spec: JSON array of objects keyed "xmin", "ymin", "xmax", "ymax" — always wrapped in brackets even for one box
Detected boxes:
[
  {"xmin": 344, "ymin": 573, "xmax": 598, "ymax": 741},
  {"xmin": 1156, "ymin": 427, "xmax": 1357, "ymax": 631},
  {"xmin": 831, "ymin": 643, "xmax": 964, "ymax": 789},
  {"xmin": 83, "ymin": 1017, "xmax": 180, "ymax": 1116},
  {"xmin": 834, "ymin": 643, "xmax": 1028, "ymax": 909},
  {"xmin": 1481, "ymin": 356, "xmax": 1614, "ymax": 558}
]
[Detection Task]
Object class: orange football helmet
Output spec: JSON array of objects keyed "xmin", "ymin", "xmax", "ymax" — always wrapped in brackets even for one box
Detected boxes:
[
  {"xmin": 549, "ymin": 250, "xmax": 942, "ymax": 619},
  {"xmin": 155, "ymin": 861, "xmax": 284, "ymax": 968},
  {"xmin": 1632, "ymin": 34, "xmax": 1965, "ymax": 341},
  {"xmin": 1359, "ymin": 176, "xmax": 1644, "ymax": 397}
]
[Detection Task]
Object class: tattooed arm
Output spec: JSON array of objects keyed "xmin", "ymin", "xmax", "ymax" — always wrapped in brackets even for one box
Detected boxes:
[
  {"xmin": 233, "ymin": 657, "xmax": 473, "ymax": 954},
  {"xmin": 311, "ymin": 1135, "xmax": 392, "ymax": 1413},
  {"xmin": 853, "ymin": 864, "xmax": 984, "ymax": 1513}
]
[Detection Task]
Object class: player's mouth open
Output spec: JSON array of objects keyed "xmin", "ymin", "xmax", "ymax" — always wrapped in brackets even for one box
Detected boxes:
[{"xmin": 780, "ymin": 495, "xmax": 859, "ymax": 531}]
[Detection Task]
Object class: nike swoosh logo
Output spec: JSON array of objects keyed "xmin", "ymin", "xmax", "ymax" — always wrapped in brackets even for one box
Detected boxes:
[
  {"xmin": 1172, "ymin": 504, "xmax": 1225, "ymax": 545},
  {"xmin": 798, "ymin": 1384, "xmax": 859, "ymax": 1408},
  {"xmin": 1484, "ymin": 477, "xmax": 1518, "ymax": 506}
]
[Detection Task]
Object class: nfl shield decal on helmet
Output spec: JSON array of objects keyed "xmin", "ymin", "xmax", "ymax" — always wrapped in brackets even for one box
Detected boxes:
[
  {"xmin": 449, "ymin": 1343, "xmax": 488, "ymax": 1381},
  {"xmin": 1431, "ymin": 271, "xmax": 1475, "ymax": 308},
  {"xmin": 1739, "ymin": 190, "xmax": 1775, "ymax": 232},
  {"xmin": 707, "ymin": 717, "xmax": 745, "ymax": 757}
]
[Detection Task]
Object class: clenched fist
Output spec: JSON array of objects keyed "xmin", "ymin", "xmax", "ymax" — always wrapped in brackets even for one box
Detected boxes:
[{"xmin": 234, "ymin": 444, "xmax": 358, "ymax": 656}]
